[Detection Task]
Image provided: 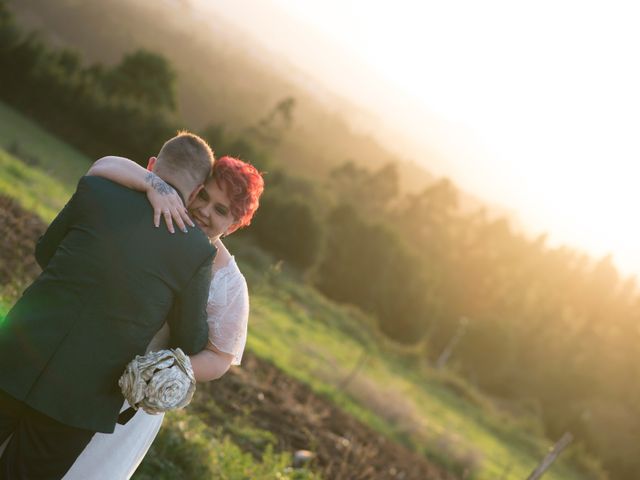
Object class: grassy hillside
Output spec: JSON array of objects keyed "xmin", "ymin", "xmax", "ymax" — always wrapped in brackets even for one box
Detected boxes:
[
  {"xmin": 0, "ymin": 149, "xmax": 73, "ymax": 223},
  {"xmin": 233, "ymin": 252, "xmax": 588, "ymax": 479},
  {"xmin": 0, "ymin": 102, "xmax": 90, "ymax": 186},
  {"xmin": 0, "ymin": 102, "xmax": 91, "ymax": 221},
  {"xmin": 0, "ymin": 103, "xmax": 594, "ymax": 479}
]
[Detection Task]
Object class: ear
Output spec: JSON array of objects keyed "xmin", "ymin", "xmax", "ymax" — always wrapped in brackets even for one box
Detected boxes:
[
  {"xmin": 146, "ymin": 156, "xmax": 157, "ymax": 172},
  {"xmin": 186, "ymin": 184, "xmax": 204, "ymax": 207}
]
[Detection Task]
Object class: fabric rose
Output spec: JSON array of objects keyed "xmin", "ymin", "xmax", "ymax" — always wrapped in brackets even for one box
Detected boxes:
[{"xmin": 118, "ymin": 348, "xmax": 196, "ymax": 415}]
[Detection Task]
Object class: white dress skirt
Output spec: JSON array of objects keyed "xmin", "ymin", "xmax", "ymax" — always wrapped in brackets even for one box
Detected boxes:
[{"xmin": 59, "ymin": 251, "xmax": 249, "ymax": 480}]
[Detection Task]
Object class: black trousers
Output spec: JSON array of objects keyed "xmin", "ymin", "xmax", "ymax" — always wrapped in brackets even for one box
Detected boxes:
[{"xmin": 0, "ymin": 390, "xmax": 95, "ymax": 480}]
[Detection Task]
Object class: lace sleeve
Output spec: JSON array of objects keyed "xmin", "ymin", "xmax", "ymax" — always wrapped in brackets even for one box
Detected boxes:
[{"xmin": 206, "ymin": 259, "xmax": 249, "ymax": 366}]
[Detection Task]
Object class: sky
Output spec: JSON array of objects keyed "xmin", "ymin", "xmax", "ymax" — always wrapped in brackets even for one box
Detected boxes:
[{"xmin": 211, "ymin": 0, "xmax": 640, "ymax": 277}]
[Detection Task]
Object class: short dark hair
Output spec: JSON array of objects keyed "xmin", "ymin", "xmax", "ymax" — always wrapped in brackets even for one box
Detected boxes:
[{"xmin": 155, "ymin": 131, "xmax": 214, "ymax": 187}]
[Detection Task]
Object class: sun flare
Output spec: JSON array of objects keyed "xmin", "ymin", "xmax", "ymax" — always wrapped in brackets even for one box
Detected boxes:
[{"xmin": 266, "ymin": 0, "xmax": 640, "ymax": 275}]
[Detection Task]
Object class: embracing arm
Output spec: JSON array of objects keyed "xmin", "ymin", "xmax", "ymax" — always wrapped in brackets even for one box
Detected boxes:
[
  {"xmin": 167, "ymin": 248, "xmax": 237, "ymax": 381},
  {"xmin": 189, "ymin": 264, "xmax": 249, "ymax": 382},
  {"xmin": 87, "ymin": 156, "xmax": 150, "ymax": 191},
  {"xmin": 87, "ymin": 156, "xmax": 194, "ymax": 233},
  {"xmin": 190, "ymin": 342, "xmax": 234, "ymax": 382}
]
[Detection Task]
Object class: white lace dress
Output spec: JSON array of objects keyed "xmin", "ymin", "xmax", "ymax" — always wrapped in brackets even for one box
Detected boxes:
[{"xmin": 60, "ymin": 251, "xmax": 249, "ymax": 480}]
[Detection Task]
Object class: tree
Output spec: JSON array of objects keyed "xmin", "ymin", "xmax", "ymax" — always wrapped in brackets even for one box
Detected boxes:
[
  {"xmin": 246, "ymin": 96, "xmax": 296, "ymax": 148},
  {"xmin": 0, "ymin": 0, "xmax": 21, "ymax": 52},
  {"xmin": 314, "ymin": 204, "xmax": 431, "ymax": 342},
  {"xmin": 104, "ymin": 49, "xmax": 177, "ymax": 111},
  {"xmin": 250, "ymin": 189, "xmax": 323, "ymax": 271},
  {"xmin": 329, "ymin": 160, "xmax": 400, "ymax": 217}
]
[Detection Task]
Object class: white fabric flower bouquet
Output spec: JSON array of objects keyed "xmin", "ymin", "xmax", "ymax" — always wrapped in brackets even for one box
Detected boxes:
[{"xmin": 118, "ymin": 348, "xmax": 196, "ymax": 415}]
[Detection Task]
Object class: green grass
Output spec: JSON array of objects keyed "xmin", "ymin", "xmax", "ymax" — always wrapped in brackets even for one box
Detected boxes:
[
  {"xmin": 0, "ymin": 296, "xmax": 8, "ymax": 326},
  {"xmin": 0, "ymin": 102, "xmax": 598, "ymax": 480},
  {"xmin": 133, "ymin": 409, "xmax": 320, "ymax": 480},
  {"xmin": 0, "ymin": 148, "xmax": 74, "ymax": 222},
  {"xmin": 0, "ymin": 102, "xmax": 91, "ymax": 186},
  {"xmin": 235, "ymin": 250, "xmax": 593, "ymax": 480},
  {"xmin": 0, "ymin": 101, "xmax": 91, "ymax": 222}
]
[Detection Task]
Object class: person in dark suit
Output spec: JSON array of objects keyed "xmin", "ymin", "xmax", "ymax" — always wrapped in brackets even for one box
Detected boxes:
[{"xmin": 0, "ymin": 132, "xmax": 216, "ymax": 480}]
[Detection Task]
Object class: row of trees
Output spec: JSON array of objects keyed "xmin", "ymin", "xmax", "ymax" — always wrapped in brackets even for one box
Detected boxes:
[
  {"xmin": 0, "ymin": 2, "xmax": 178, "ymax": 160},
  {"xmin": 276, "ymin": 158, "xmax": 640, "ymax": 478},
  {"xmin": 2, "ymin": 3, "xmax": 638, "ymax": 477}
]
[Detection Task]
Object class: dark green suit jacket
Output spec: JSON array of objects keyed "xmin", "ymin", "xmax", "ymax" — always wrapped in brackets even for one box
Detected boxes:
[{"xmin": 0, "ymin": 176, "xmax": 215, "ymax": 433}]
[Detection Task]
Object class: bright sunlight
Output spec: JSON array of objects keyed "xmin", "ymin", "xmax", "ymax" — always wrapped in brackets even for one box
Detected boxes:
[{"xmin": 271, "ymin": 0, "xmax": 640, "ymax": 276}]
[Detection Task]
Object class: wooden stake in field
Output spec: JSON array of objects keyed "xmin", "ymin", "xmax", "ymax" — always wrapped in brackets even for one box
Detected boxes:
[
  {"xmin": 526, "ymin": 432, "xmax": 573, "ymax": 480},
  {"xmin": 435, "ymin": 316, "xmax": 469, "ymax": 370}
]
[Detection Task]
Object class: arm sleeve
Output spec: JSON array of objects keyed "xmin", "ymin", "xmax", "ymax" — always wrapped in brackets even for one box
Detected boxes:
[
  {"xmin": 208, "ymin": 270, "xmax": 249, "ymax": 366},
  {"xmin": 34, "ymin": 184, "xmax": 81, "ymax": 269},
  {"xmin": 167, "ymin": 251, "xmax": 215, "ymax": 355}
]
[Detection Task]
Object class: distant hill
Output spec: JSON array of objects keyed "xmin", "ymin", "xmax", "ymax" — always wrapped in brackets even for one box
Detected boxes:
[{"xmin": 8, "ymin": 0, "xmax": 441, "ymax": 192}]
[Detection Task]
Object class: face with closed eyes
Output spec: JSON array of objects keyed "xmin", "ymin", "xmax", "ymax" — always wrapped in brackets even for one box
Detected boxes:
[{"xmin": 188, "ymin": 178, "xmax": 236, "ymax": 240}]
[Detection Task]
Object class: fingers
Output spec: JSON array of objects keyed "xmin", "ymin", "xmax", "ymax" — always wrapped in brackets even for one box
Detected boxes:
[
  {"xmin": 181, "ymin": 207, "xmax": 196, "ymax": 228},
  {"xmin": 172, "ymin": 208, "xmax": 187, "ymax": 233},
  {"xmin": 148, "ymin": 190, "xmax": 190, "ymax": 234},
  {"xmin": 154, "ymin": 208, "xmax": 162, "ymax": 229},
  {"xmin": 163, "ymin": 208, "xmax": 193, "ymax": 234},
  {"xmin": 163, "ymin": 209, "xmax": 175, "ymax": 234}
]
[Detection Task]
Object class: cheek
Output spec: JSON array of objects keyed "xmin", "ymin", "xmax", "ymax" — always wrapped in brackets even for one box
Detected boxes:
[{"xmin": 206, "ymin": 217, "xmax": 227, "ymax": 237}]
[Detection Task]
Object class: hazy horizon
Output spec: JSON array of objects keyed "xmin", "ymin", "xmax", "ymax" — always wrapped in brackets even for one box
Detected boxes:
[
  {"xmin": 11, "ymin": 0, "xmax": 640, "ymax": 277},
  {"xmin": 201, "ymin": 0, "xmax": 640, "ymax": 279}
]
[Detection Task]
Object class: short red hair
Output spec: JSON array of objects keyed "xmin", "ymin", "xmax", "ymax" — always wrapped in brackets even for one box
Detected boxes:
[{"xmin": 212, "ymin": 156, "xmax": 264, "ymax": 234}]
